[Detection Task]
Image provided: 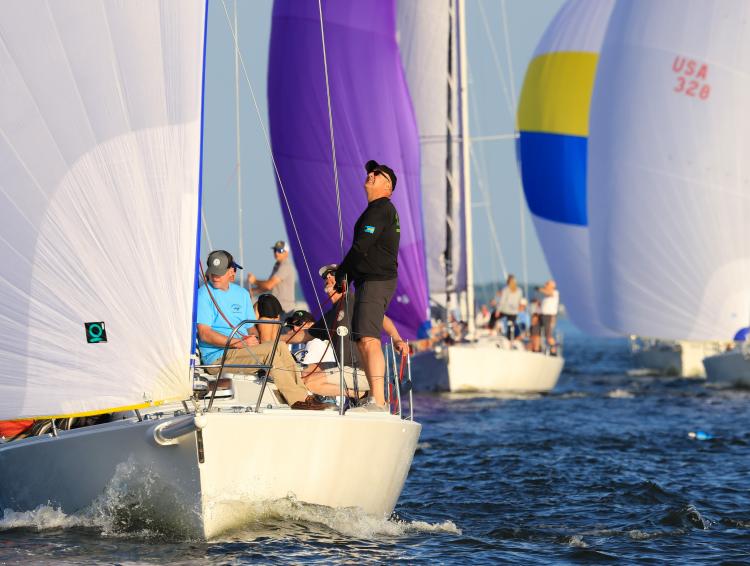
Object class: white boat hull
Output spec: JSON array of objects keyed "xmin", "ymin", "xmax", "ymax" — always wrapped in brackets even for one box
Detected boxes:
[
  {"xmin": 631, "ymin": 339, "xmax": 725, "ymax": 378},
  {"xmin": 703, "ymin": 349, "xmax": 750, "ymax": 387},
  {"xmin": 410, "ymin": 343, "xmax": 564, "ymax": 393},
  {"xmin": 0, "ymin": 409, "xmax": 420, "ymax": 539}
]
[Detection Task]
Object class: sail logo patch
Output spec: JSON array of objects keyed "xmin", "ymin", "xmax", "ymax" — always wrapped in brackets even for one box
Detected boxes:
[
  {"xmin": 364, "ymin": 225, "xmax": 376, "ymax": 234},
  {"xmin": 85, "ymin": 321, "xmax": 107, "ymax": 344}
]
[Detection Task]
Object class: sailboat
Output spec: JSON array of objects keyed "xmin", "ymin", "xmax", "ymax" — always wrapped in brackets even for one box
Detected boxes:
[
  {"xmin": 398, "ymin": 0, "xmax": 563, "ymax": 393},
  {"xmin": 587, "ymin": 0, "xmax": 750, "ymax": 380},
  {"xmin": 0, "ymin": 0, "xmax": 420, "ymax": 539}
]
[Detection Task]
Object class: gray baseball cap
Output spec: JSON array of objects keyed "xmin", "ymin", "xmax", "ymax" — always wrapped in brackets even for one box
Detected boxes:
[{"xmin": 206, "ymin": 250, "xmax": 242, "ymax": 276}]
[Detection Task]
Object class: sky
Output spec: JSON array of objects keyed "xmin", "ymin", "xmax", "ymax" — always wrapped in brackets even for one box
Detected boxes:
[{"xmin": 200, "ymin": 0, "xmax": 566, "ymax": 291}]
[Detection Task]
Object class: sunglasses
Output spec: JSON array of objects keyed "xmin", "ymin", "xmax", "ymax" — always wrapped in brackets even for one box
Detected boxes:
[
  {"xmin": 273, "ymin": 248, "xmax": 286, "ymax": 253},
  {"xmin": 372, "ymin": 169, "xmax": 392, "ymax": 185}
]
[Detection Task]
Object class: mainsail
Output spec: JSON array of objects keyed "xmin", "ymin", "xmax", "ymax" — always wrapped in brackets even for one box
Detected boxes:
[
  {"xmin": 396, "ymin": 0, "xmax": 466, "ymax": 303},
  {"xmin": 0, "ymin": 1, "xmax": 206, "ymax": 419},
  {"xmin": 516, "ymin": 0, "xmax": 615, "ymax": 336},
  {"xmin": 268, "ymin": 0, "xmax": 430, "ymax": 339},
  {"xmin": 588, "ymin": 0, "xmax": 750, "ymax": 341}
]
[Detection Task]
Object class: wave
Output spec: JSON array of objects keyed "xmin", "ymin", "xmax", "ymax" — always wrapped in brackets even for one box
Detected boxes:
[{"xmin": 211, "ymin": 496, "xmax": 461, "ymax": 540}]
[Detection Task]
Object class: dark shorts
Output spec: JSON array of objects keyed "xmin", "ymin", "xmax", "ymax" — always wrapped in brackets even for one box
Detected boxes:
[
  {"xmin": 541, "ymin": 314, "xmax": 556, "ymax": 336},
  {"xmin": 352, "ymin": 279, "xmax": 397, "ymax": 341}
]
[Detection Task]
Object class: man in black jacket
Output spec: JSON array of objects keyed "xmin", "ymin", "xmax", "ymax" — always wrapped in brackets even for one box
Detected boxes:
[{"xmin": 336, "ymin": 160, "xmax": 408, "ymax": 411}]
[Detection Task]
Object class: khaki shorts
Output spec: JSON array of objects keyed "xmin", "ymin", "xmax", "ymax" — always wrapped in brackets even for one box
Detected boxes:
[{"xmin": 353, "ymin": 279, "xmax": 397, "ymax": 340}]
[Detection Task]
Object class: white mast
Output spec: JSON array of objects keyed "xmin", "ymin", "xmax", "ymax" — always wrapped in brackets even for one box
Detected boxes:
[
  {"xmin": 457, "ymin": 0, "xmax": 475, "ymax": 337},
  {"xmin": 234, "ymin": 0, "xmax": 245, "ymax": 270}
]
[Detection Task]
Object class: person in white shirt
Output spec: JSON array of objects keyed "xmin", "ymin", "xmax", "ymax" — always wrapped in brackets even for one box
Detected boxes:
[
  {"xmin": 539, "ymin": 279, "xmax": 560, "ymax": 354},
  {"xmin": 498, "ymin": 274, "xmax": 523, "ymax": 340}
]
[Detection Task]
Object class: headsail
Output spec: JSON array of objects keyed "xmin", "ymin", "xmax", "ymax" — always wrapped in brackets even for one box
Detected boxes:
[
  {"xmin": 0, "ymin": 1, "xmax": 206, "ymax": 419},
  {"xmin": 396, "ymin": 0, "xmax": 466, "ymax": 304},
  {"xmin": 268, "ymin": 0, "xmax": 430, "ymax": 339},
  {"xmin": 516, "ymin": 0, "xmax": 615, "ymax": 336},
  {"xmin": 588, "ymin": 0, "xmax": 750, "ymax": 340}
]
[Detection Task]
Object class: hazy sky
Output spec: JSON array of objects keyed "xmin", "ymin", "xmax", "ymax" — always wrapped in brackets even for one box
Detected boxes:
[{"xmin": 200, "ymin": 0, "xmax": 566, "ymax": 289}]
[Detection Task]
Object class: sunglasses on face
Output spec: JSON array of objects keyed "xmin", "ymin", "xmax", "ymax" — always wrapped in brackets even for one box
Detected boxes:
[{"xmin": 273, "ymin": 248, "xmax": 286, "ymax": 254}]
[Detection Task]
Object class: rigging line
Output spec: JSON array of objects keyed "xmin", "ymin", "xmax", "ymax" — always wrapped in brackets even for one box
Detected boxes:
[
  {"xmin": 201, "ymin": 208, "xmax": 214, "ymax": 253},
  {"xmin": 316, "ymin": 0, "xmax": 345, "ymax": 257},
  {"xmin": 317, "ymin": 0, "xmax": 355, "ymax": 380},
  {"xmin": 234, "ymin": 0, "xmax": 245, "ymax": 272},
  {"xmin": 476, "ymin": 0, "xmax": 515, "ymax": 121},
  {"xmin": 218, "ymin": 1, "xmax": 332, "ymax": 341},
  {"xmin": 500, "ymin": 0, "xmax": 518, "ymax": 109},
  {"xmin": 470, "ymin": 141, "xmax": 508, "ymax": 281},
  {"xmin": 468, "ymin": 66, "xmax": 508, "ymax": 282},
  {"xmin": 499, "ymin": 0, "xmax": 528, "ymax": 297}
]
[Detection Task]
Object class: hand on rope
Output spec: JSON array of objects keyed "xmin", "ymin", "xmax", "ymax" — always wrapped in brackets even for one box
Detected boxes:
[{"xmin": 393, "ymin": 339, "xmax": 409, "ymax": 357}]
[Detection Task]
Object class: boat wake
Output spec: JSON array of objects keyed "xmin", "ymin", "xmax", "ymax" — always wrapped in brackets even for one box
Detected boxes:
[
  {"xmin": 0, "ymin": 504, "xmax": 96, "ymax": 531},
  {"xmin": 210, "ymin": 496, "xmax": 461, "ymax": 541}
]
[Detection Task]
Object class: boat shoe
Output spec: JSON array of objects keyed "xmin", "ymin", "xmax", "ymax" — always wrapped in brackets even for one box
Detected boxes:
[{"xmin": 291, "ymin": 395, "xmax": 328, "ymax": 410}]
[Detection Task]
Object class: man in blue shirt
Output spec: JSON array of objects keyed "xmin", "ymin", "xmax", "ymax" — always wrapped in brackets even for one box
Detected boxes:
[{"xmin": 196, "ymin": 250, "xmax": 324, "ymax": 410}]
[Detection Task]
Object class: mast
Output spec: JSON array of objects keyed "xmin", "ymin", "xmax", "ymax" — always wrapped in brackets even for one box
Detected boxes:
[
  {"xmin": 457, "ymin": 0, "xmax": 476, "ymax": 337},
  {"xmin": 444, "ymin": 0, "xmax": 458, "ymax": 317}
]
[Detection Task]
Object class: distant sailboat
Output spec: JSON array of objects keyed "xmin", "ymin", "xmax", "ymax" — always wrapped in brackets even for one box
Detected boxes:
[
  {"xmin": 402, "ymin": 0, "xmax": 564, "ymax": 393},
  {"xmin": 587, "ymin": 0, "xmax": 747, "ymax": 378},
  {"xmin": 517, "ymin": 0, "xmax": 615, "ymax": 338},
  {"xmin": 0, "ymin": 0, "xmax": 420, "ymax": 538}
]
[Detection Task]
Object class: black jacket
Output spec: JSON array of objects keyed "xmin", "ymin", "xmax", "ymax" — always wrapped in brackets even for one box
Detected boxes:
[{"xmin": 337, "ymin": 197, "xmax": 400, "ymax": 283}]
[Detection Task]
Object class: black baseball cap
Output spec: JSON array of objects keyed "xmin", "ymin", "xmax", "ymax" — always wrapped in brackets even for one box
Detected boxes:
[
  {"xmin": 255, "ymin": 293, "xmax": 283, "ymax": 319},
  {"xmin": 271, "ymin": 240, "xmax": 287, "ymax": 252},
  {"xmin": 206, "ymin": 250, "xmax": 243, "ymax": 276},
  {"xmin": 286, "ymin": 309, "xmax": 315, "ymax": 327},
  {"xmin": 365, "ymin": 160, "xmax": 397, "ymax": 190}
]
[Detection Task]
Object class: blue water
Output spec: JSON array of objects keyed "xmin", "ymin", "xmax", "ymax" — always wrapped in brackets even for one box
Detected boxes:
[{"xmin": 2, "ymin": 323, "xmax": 749, "ymax": 564}]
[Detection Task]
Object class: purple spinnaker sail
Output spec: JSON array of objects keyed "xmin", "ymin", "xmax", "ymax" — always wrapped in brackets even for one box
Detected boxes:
[{"xmin": 268, "ymin": 0, "xmax": 429, "ymax": 339}]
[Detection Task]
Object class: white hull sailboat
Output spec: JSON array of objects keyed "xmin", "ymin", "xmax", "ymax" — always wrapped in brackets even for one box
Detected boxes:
[
  {"xmin": 704, "ymin": 347, "xmax": 750, "ymax": 388},
  {"xmin": 0, "ymin": 1, "xmax": 420, "ymax": 539},
  {"xmin": 0, "ymin": 377, "xmax": 420, "ymax": 539},
  {"xmin": 411, "ymin": 340, "xmax": 563, "ymax": 393},
  {"xmin": 630, "ymin": 337, "xmax": 726, "ymax": 378},
  {"xmin": 399, "ymin": 0, "xmax": 563, "ymax": 393}
]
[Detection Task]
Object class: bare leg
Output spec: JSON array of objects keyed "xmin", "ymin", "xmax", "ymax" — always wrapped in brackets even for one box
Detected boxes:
[
  {"xmin": 302, "ymin": 370, "xmax": 364, "ymax": 398},
  {"xmin": 357, "ymin": 337, "xmax": 385, "ymax": 405}
]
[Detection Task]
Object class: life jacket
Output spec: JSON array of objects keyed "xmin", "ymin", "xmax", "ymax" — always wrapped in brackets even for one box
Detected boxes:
[{"xmin": 0, "ymin": 419, "xmax": 34, "ymax": 438}]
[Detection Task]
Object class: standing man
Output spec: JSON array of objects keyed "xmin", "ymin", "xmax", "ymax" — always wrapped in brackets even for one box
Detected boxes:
[
  {"xmin": 539, "ymin": 279, "xmax": 560, "ymax": 354},
  {"xmin": 336, "ymin": 160, "xmax": 408, "ymax": 411},
  {"xmin": 247, "ymin": 240, "xmax": 296, "ymax": 314},
  {"xmin": 197, "ymin": 250, "xmax": 324, "ymax": 410}
]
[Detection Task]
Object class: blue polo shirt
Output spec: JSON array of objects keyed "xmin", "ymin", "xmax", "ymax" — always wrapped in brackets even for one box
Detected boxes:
[{"xmin": 196, "ymin": 282, "xmax": 254, "ymax": 364}]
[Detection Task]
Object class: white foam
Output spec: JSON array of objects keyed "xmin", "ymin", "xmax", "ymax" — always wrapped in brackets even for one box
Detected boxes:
[
  {"xmin": 607, "ymin": 388, "xmax": 634, "ymax": 399},
  {"xmin": 568, "ymin": 534, "xmax": 588, "ymax": 548},
  {"xmin": 0, "ymin": 504, "xmax": 96, "ymax": 531},
  {"xmin": 214, "ymin": 496, "xmax": 461, "ymax": 540}
]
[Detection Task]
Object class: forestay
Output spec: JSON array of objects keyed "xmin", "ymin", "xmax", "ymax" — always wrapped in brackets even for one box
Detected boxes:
[
  {"xmin": 268, "ymin": 0, "xmax": 430, "ymax": 339},
  {"xmin": 0, "ymin": 1, "xmax": 206, "ymax": 419},
  {"xmin": 516, "ymin": 0, "xmax": 615, "ymax": 336},
  {"xmin": 588, "ymin": 0, "xmax": 750, "ymax": 340}
]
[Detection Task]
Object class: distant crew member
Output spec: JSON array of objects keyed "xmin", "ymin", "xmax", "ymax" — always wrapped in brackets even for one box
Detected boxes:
[
  {"xmin": 539, "ymin": 279, "xmax": 560, "ymax": 354},
  {"xmin": 247, "ymin": 240, "xmax": 296, "ymax": 314},
  {"xmin": 335, "ymin": 160, "xmax": 408, "ymax": 411}
]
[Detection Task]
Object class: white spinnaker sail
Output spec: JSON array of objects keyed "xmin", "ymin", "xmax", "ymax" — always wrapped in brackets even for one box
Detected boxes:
[
  {"xmin": 0, "ymin": 1, "xmax": 205, "ymax": 419},
  {"xmin": 588, "ymin": 0, "xmax": 750, "ymax": 340},
  {"xmin": 397, "ymin": 0, "xmax": 465, "ymax": 299},
  {"xmin": 517, "ymin": 0, "xmax": 615, "ymax": 337}
]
